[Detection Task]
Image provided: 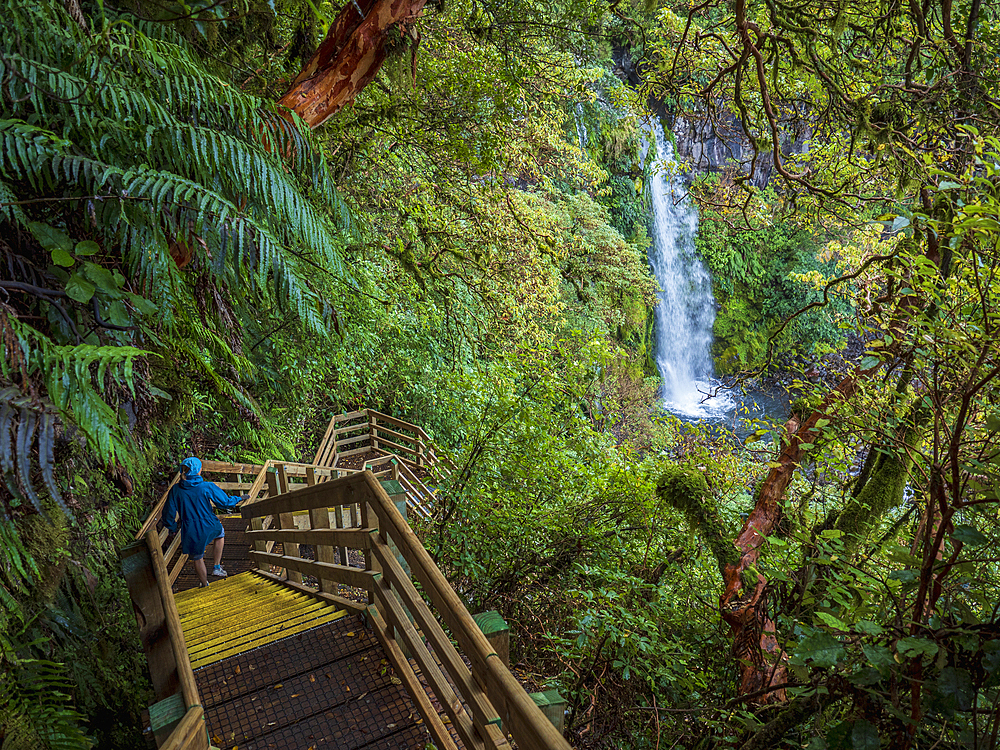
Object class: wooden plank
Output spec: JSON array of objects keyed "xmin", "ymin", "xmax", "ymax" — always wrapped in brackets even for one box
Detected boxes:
[
  {"xmin": 370, "ymin": 436, "xmax": 417, "ymax": 458},
  {"xmin": 333, "ymin": 499, "xmax": 348, "ymax": 568},
  {"xmin": 159, "ymin": 706, "xmax": 207, "ymax": 750},
  {"xmin": 374, "ymin": 583, "xmax": 488, "ymax": 750},
  {"xmin": 318, "ymin": 431, "xmax": 340, "ymax": 467},
  {"xmin": 145, "ymin": 531, "xmax": 200, "ymax": 710},
  {"xmin": 212, "ymin": 482, "xmax": 253, "ymax": 491},
  {"xmin": 373, "ymin": 424, "xmax": 418, "ymax": 446},
  {"xmin": 246, "ymin": 528, "xmax": 374, "ymax": 548},
  {"xmin": 361, "ymin": 499, "xmax": 374, "ymax": 605},
  {"xmin": 334, "ymin": 423, "xmax": 370, "ymax": 436},
  {"xmin": 335, "ymin": 433, "xmax": 371, "ymax": 448},
  {"xmin": 163, "ymin": 531, "xmax": 182, "ymax": 568},
  {"xmin": 370, "ymin": 541, "xmax": 500, "ymax": 734},
  {"xmin": 366, "ymin": 410, "xmax": 422, "ymax": 435},
  {"xmin": 334, "ymin": 409, "xmax": 367, "ymax": 422},
  {"xmin": 168, "ymin": 552, "xmax": 188, "ymax": 586},
  {"xmin": 365, "ymin": 605, "xmax": 460, "ymax": 750},
  {"xmin": 312, "ymin": 415, "xmax": 338, "ymax": 465},
  {"xmin": 307, "ymin": 466, "xmax": 337, "ymax": 594},
  {"xmin": 242, "ymin": 460, "xmax": 272, "ymax": 505},
  {"xmin": 201, "ymin": 460, "xmax": 265, "ymax": 475},
  {"xmin": 241, "ymin": 472, "xmax": 369, "ymax": 518},
  {"xmin": 251, "ymin": 569, "xmax": 366, "ymax": 612},
  {"xmin": 249, "ymin": 551, "xmax": 379, "ymax": 591},
  {"xmin": 265, "ymin": 471, "xmax": 286, "ymax": 571},
  {"xmin": 273, "ymin": 463, "xmax": 337, "ymax": 478},
  {"xmin": 120, "ymin": 541, "xmax": 178, "ymax": 701},
  {"xmin": 250, "ymin": 515, "xmax": 266, "ymax": 574},
  {"xmin": 279, "ymin": 466, "xmax": 301, "ymax": 586},
  {"xmin": 337, "ymin": 445, "xmax": 372, "ymax": 457},
  {"xmin": 364, "ymin": 455, "xmax": 395, "ymax": 471}
]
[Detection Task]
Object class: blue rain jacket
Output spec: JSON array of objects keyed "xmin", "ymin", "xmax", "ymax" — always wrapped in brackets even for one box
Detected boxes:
[{"xmin": 162, "ymin": 474, "xmax": 240, "ymax": 556}]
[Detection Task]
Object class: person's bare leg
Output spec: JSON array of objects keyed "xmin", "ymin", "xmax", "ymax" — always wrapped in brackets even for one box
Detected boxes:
[
  {"xmin": 213, "ymin": 536, "xmax": 225, "ymax": 568},
  {"xmin": 194, "ymin": 558, "xmax": 209, "ymax": 586}
]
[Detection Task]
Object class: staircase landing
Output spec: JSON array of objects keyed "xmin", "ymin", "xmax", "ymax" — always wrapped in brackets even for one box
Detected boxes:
[{"xmin": 178, "ymin": 574, "xmax": 430, "ymax": 748}]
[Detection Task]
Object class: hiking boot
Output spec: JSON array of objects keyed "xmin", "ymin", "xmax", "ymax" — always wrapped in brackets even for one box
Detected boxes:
[{"xmin": 212, "ymin": 565, "xmax": 228, "ymax": 578}]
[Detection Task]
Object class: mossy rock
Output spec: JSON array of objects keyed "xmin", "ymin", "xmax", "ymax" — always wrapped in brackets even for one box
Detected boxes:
[{"xmin": 22, "ymin": 510, "xmax": 70, "ymax": 603}]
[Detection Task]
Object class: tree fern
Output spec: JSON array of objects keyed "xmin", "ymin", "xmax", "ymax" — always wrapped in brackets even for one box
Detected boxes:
[
  {"xmin": 0, "ymin": 2, "xmax": 365, "ymax": 745},
  {"xmin": 0, "ymin": 638, "xmax": 94, "ymax": 750},
  {"xmin": 0, "ymin": 0, "xmax": 356, "ymax": 513}
]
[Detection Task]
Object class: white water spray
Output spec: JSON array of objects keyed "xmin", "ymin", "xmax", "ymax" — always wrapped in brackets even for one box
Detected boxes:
[{"xmin": 645, "ymin": 120, "xmax": 731, "ymax": 419}]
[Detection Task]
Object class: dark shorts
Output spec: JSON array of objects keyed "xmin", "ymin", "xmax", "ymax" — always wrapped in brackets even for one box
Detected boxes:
[{"xmin": 189, "ymin": 526, "xmax": 225, "ymax": 561}]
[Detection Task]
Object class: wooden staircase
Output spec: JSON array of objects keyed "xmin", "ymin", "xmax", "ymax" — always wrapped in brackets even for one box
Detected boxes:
[{"xmin": 124, "ymin": 410, "xmax": 570, "ymax": 750}]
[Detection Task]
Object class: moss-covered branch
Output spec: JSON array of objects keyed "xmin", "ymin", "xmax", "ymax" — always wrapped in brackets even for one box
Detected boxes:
[
  {"xmin": 656, "ymin": 464, "xmax": 738, "ymax": 578},
  {"xmin": 825, "ymin": 402, "xmax": 927, "ymax": 556}
]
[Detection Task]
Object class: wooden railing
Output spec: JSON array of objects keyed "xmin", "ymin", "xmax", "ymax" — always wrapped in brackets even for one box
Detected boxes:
[
  {"xmin": 241, "ymin": 471, "xmax": 571, "ymax": 750},
  {"xmin": 121, "ymin": 530, "xmax": 209, "ymax": 750},
  {"xmin": 311, "ymin": 408, "xmax": 460, "ymax": 520},
  {"xmin": 136, "ymin": 456, "xmax": 417, "ymax": 590},
  {"xmin": 313, "ymin": 408, "xmax": 453, "ymax": 470}
]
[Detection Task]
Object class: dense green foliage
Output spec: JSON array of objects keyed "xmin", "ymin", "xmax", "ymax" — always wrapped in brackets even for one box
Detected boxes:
[
  {"xmin": 1, "ymin": 0, "xmax": 999, "ymax": 749},
  {"xmin": 694, "ymin": 195, "xmax": 853, "ymax": 372}
]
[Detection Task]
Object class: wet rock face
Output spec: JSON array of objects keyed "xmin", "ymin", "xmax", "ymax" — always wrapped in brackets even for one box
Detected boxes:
[
  {"xmin": 672, "ymin": 114, "xmax": 810, "ymax": 188},
  {"xmin": 673, "ymin": 116, "xmax": 744, "ymax": 173}
]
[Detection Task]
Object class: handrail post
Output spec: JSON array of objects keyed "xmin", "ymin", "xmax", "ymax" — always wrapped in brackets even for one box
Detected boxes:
[
  {"xmin": 368, "ymin": 409, "xmax": 378, "ymax": 451},
  {"xmin": 121, "ymin": 531, "xmax": 209, "ymax": 750}
]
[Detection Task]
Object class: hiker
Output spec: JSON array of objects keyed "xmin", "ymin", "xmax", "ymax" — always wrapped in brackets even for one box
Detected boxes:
[{"xmin": 161, "ymin": 457, "xmax": 242, "ymax": 587}]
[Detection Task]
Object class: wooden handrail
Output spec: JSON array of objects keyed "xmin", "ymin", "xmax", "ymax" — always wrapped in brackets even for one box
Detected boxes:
[
  {"xmin": 133, "ymin": 528, "xmax": 208, "ymax": 750},
  {"xmin": 146, "ymin": 530, "xmax": 200, "ymax": 711},
  {"xmin": 137, "ymin": 470, "xmax": 181, "ymax": 539},
  {"xmin": 159, "ymin": 707, "xmax": 207, "ymax": 750},
  {"xmin": 241, "ymin": 471, "xmax": 571, "ymax": 750}
]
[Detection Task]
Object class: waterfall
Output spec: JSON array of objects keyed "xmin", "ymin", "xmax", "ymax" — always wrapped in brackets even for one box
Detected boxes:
[
  {"xmin": 574, "ymin": 103, "xmax": 588, "ymax": 151},
  {"xmin": 645, "ymin": 120, "xmax": 731, "ymax": 418}
]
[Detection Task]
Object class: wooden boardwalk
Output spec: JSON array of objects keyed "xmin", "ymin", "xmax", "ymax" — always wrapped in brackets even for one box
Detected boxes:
[
  {"xmin": 133, "ymin": 410, "xmax": 572, "ymax": 750},
  {"xmin": 169, "ymin": 520, "xmax": 431, "ymax": 749},
  {"xmin": 189, "ymin": 603, "xmax": 429, "ymax": 748}
]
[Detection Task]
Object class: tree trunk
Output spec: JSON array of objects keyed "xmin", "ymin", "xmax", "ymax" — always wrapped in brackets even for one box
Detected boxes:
[
  {"xmin": 721, "ymin": 375, "xmax": 862, "ymax": 702},
  {"xmin": 278, "ymin": 0, "xmax": 428, "ymax": 128}
]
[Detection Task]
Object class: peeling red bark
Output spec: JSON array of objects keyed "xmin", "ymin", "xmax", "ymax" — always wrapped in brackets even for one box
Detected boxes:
[
  {"xmin": 278, "ymin": 0, "xmax": 428, "ymax": 128},
  {"xmin": 721, "ymin": 375, "xmax": 865, "ymax": 702}
]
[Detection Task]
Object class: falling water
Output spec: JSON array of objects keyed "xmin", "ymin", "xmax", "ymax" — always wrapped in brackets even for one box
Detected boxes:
[
  {"xmin": 645, "ymin": 120, "xmax": 732, "ymax": 419},
  {"xmin": 574, "ymin": 103, "xmax": 589, "ymax": 151}
]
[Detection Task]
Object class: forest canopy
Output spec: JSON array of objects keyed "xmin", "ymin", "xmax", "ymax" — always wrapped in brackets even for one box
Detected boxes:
[{"xmin": 1, "ymin": 0, "xmax": 999, "ymax": 749}]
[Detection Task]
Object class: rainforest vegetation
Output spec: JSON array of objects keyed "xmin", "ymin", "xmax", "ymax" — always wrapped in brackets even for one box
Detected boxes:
[{"xmin": 1, "ymin": 0, "xmax": 999, "ymax": 748}]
